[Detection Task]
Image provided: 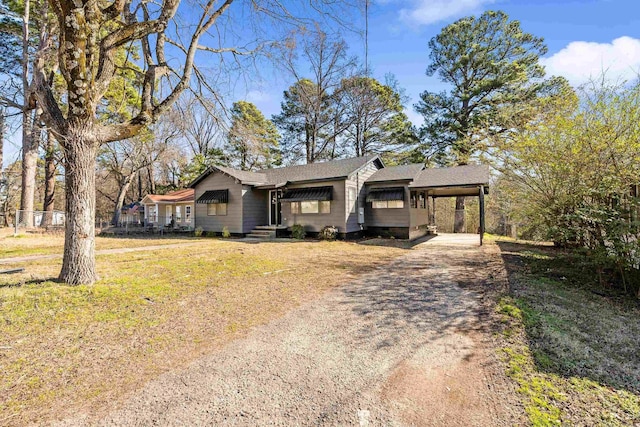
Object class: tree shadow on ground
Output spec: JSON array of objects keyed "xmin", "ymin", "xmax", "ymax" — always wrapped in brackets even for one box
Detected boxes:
[
  {"xmin": 497, "ymin": 240, "xmax": 640, "ymax": 395},
  {"xmin": 0, "ymin": 276, "xmax": 62, "ymax": 289},
  {"xmin": 97, "ymin": 232, "xmax": 198, "ymax": 241},
  {"xmin": 355, "ymin": 234, "xmax": 437, "ymax": 250},
  {"xmin": 335, "ymin": 245, "xmax": 496, "ymax": 353}
]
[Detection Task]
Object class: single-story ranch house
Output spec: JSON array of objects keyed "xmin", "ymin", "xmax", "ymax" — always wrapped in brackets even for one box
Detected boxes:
[
  {"xmin": 141, "ymin": 188, "xmax": 195, "ymax": 229},
  {"xmin": 188, "ymin": 155, "xmax": 489, "ymax": 240}
]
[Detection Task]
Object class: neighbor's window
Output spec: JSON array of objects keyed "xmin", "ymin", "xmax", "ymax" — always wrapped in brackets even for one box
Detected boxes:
[
  {"xmin": 176, "ymin": 206, "xmax": 182, "ymax": 222},
  {"xmin": 207, "ymin": 203, "xmax": 228, "ymax": 216},
  {"xmin": 148, "ymin": 207, "xmax": 157, "ymax": 222},
  {"xmin": 291, "ymin": 201, "xmax": 330, "ymax": 214},
  {"xmin": 372, "ymin": 200, "xmax": 404, "ymax": 209},
  {"xmin": 185, "ymin": 206, "xmax": 192, "ymax": 222}
]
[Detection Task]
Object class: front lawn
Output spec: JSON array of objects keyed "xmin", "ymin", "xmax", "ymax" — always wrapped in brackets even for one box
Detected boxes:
[
  {"xmin": 496, "ymin": 239, "xmax": 640, "ymax": 426},
  {"xmin": 0, "ymin": 233, "xmax": 197, "ymax": 259},
  {"xmin": 0, "ymin": 236, "xmax": 404, "ymax": 425}
]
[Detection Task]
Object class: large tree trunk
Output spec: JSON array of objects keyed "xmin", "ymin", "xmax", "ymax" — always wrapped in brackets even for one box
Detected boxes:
[
  {"xmin": 454, "ymin": 195, "xmax": 465, "ymax": 233},
  {"xmin": 111, "ymin": 174, "xmax": 133, "ymax": 226},
  {"xmin": 59, "ymin": 134, "xmax": 98, "ymax": 285},
  {"xmin": 19, "ymin": 0, "xmax": 36, "ymax": 226},
  {"xmin": 147, "ymin": 165, "xmax": 156, "ymax": 194},
  {"xmin": 20, "ymin": 110, "xmax": 40, "ymax": 226},
  {"xmin": 42, "ymin": 131, "xmax": 56, "ymax": 226},
  {"xmin": 0, "ymin": 107, "xmax": 4, "ymax": 179}
]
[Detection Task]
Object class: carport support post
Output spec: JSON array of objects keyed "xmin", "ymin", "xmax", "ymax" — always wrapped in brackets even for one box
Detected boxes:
[
  {"xmin": 479, "ymin": 185, "xmax": 485, "ymax": 246},
  {"xmin": 431, "ymin": 196, "xmax": 436, "ymax": 225}
]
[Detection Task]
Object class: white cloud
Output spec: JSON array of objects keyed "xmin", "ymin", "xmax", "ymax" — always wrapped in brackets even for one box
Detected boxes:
[
  {"xmin": 541, "ymin": 36, "xmax": 640, "ymax": 86},
  {"xmin": 399, "ymin": 0, "xmax": 494, "ymax": 27}
]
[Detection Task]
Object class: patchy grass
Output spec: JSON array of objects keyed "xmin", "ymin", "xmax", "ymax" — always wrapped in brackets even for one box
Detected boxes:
[
  {"xmin": 0, "ymin": 234, "xmax": 198, "ymax": 259},
  {"xmin": 0, "ymin": 237, "xmax": 404, "ymax": 425},
  {"xmin": 496, "ymin": 240, "xmax": 640, "ymax": 426}
]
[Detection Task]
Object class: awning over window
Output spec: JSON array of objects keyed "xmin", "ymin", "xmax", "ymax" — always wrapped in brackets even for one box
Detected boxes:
[
  {"xmin": 366, "ymin": 187, "xmax": 405, "ymax": 202},
  {"xmin": 280, "ymin": 186, "xmax": 333, "ymax": 202},
  {"xmin": 197, "ymin": 189, "xmax": 229, "ymax": 204}
]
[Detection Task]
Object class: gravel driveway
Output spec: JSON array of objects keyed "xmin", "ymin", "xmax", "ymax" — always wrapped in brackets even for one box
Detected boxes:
[{"xmin": 59, "ymin": 237, "xmax": 519, "ymax": 426}]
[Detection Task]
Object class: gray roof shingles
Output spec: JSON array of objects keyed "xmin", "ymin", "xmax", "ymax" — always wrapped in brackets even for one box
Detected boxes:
[
  {"xmin": 190, "ymin": 155, "xmax": 488, "ymax": 190},
  {"xmin": 365, "ymin": 163, "xmax": 425, "ymax": 183},
  {"xmin": 214, "ymin": 166, "xmax": 266, "ymax": 184},
  {"xmin": 409, "ymin": 164, "xmax": 490, "ymax": 188},
  {"xmin": 260, "ymin": 155, "xmax": 379, "ymax": 184},
  {"xmin": 191, "ymin": 155, "xmax": 380, "ymax": 188}
]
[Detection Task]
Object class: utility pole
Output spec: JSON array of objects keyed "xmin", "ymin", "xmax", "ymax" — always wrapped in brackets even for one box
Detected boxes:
[{"xmin": 365, "ymin": 0, "xmax": 369, "ymax": 76}]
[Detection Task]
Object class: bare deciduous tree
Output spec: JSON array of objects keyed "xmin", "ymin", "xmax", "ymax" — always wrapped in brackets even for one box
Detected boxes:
[
  {"xmin": 274, "ymin": 28, "xmax": 356, "ymax": 164},
  {"xmin": 24, "ymin": 0, "xmax": 356, "ymax": 284}
]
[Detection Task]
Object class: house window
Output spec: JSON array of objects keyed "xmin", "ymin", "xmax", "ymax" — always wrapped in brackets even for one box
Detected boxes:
[
  {"xmin": 410, "ymin": 191, "xmax": 417, "ymax": 208},
  {"xmin": 372, "ymin": 200, "xmax": 404, "ymax": 209},
  {"xmin": 207, "ymin": 203, "xmax": 228, "ymax": 216},
  {"xmin": 176, "ymin": 206, "xmax": 182, "ymax": 222},
  {"xmin": 348, "ymin": 187, "xmax": 357, "ymax": 213},
  {"xmin": 419, "ymin": 192, "xmax": 426, "ymax": 209},
  {"xmin": 291, "ymin": 200, "xmax": 330, "ymax": 214},
  {"xmin": 185, "ymin": 206, "xmax": 192, "ymax": 223},
  {"xmin": 148, "ymin": 207, "xmax": 157, "ymax": 222}
]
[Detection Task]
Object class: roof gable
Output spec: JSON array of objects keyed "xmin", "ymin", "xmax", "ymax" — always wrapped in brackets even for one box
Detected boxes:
[{"xmin": 365, "ymin": 163, "xmax": 425, "ymax": 183}]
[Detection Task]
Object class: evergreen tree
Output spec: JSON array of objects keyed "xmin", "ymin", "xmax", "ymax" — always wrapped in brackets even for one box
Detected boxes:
[
  {"xmin": 416, "ymin": 10, "xmax": 554, "ymax": 232},
  {"xmin": 227, "ymin": 101, "xmax": 280, "ymax": 170},
  {"xmin": 338, "ymin": 76, "xmax": 417, "ymax": 157}
]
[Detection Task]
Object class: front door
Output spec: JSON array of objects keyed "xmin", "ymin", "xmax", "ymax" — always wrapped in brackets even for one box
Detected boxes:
[{"xmin": 269, "ymin": 190, "xmax": 282, "ymax": 226}]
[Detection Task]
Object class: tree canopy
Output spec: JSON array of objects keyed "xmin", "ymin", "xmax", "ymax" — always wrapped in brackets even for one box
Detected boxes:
[
  {"xmin": 416, "ymin": 10, "xmax": 551, "ymax": 165},
  {"xmin": 227, "ymin": 101, "xmax": 280, "ymax": 171}
]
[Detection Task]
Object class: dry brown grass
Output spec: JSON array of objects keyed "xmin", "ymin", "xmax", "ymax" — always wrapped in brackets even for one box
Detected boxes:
[
  {"xmin": 1, "ymin": 233, "xmax": 197, "ymax": 259},
  {"xmin": 0, "ymin": 236, "xmax": 404, "ymax": 425}
]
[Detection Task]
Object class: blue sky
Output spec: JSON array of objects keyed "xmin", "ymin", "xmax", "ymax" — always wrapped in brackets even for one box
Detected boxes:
[
  {"xmin": 3, "ymin": 0, "xmax": 639, "ymax": 167},
  {"xmin": 243, "ymin": 0, "xmax": 640, "ymax": 126}
]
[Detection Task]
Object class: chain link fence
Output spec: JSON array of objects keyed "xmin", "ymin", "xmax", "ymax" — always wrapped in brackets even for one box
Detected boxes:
[{"xmin": 14, "ymin": 210, "xmax": 66, "ymax": 235}]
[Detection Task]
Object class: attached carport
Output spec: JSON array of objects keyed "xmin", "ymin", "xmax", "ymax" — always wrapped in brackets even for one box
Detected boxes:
[{"xmin": 409, "ymin": 165, "xmax": 490, "ymax": 245}]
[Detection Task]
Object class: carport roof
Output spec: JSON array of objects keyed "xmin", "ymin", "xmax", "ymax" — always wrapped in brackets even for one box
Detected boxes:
[{"xmin": 409, "ymin": 165, "xmax": 489, "ymax": 189}]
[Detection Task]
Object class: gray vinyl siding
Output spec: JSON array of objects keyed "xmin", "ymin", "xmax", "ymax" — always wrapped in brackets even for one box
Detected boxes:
[
  {"xmin": 364, "ymin": 183, "xmax": 410, "ymax": 227},
  {"xmin": 409, "ymin": 206, "xmax": 429, "ymax": 228},
  {"xmin": 409, "ymin": 206, "xmax": 429, "ymax": 240},
  {"xmin": 344, "ymin": 161, "xmax": 381, "ymax": 233},
  {"xmin": 281, "ymin": 180, "xmax": 347, "ymax": 233},
  {"xmin": 242, "ymin": 185, "xmax": 268, "ymax": 233},
  {"xmin": 194, "ymin": 172, "xmax": 243, "ymax": 233}
]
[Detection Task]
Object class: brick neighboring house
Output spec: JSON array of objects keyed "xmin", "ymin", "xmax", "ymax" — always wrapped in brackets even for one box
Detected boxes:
[
  {"xmin": 141, "ymin": 188, "xmax": 195, "ymax": 229},
  {"xmin": 188, "ymin": 155, "xmax": 490, "ymax": 239}
]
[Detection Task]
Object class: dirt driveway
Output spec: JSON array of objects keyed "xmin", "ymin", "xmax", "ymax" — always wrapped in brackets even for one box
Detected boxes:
[{"xmin": 59, "ymin": 236, "xmax": 520, "ymax": 426}]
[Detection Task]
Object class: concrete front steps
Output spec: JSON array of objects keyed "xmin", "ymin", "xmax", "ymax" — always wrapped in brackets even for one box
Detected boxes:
[{"xmin": 246, "ymin": 225, "xmax": 278, "ymax": 239}]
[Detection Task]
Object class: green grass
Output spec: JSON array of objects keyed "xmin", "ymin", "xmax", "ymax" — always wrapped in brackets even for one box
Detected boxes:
[{"xmin": 496, "ymin": 241, "xmax": 640, "ymax": 426}]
